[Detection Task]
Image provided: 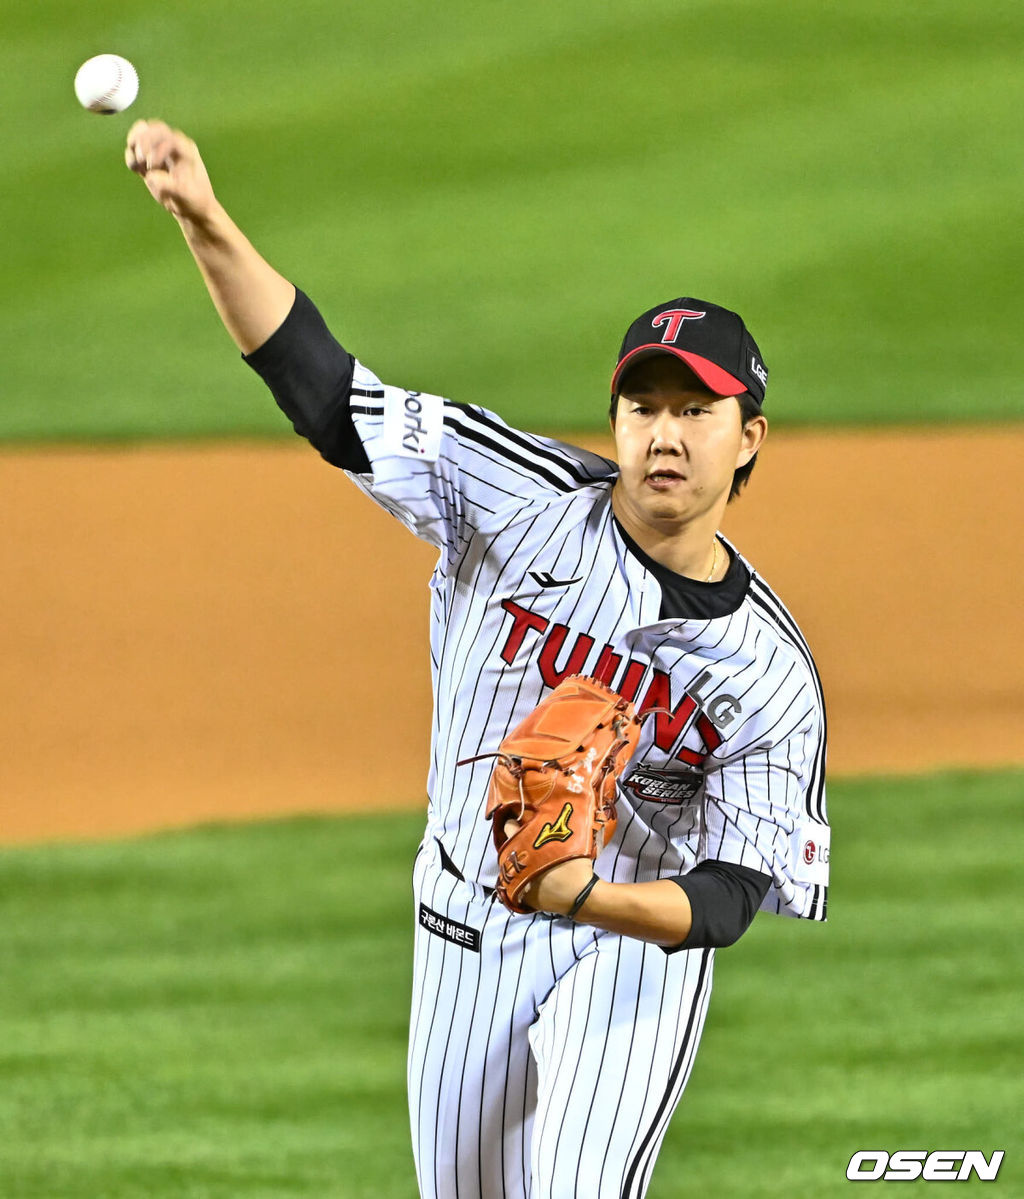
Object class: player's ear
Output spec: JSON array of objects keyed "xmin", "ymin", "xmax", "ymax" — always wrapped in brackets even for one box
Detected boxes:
[
  {"xmin": 608, "ymin": 394, "xmax": 618, "ymax": 431},
  {"xmin": 737, "ymin": 412, "xmax": 767, "ymax": 467}
]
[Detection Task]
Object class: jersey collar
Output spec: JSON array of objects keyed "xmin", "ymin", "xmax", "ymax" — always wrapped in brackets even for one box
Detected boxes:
[{"xmin": 613, "ymin": 519, "xmax": 750, "ymax": 621}]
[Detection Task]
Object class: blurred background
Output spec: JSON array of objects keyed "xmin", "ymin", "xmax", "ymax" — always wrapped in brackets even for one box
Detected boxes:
[
  {"xmin": 4, "ymin": 0, "xmax": 1024, "ymax": 436},
  {"xmin": 1, "ymin": 1, "xmax": 1021, "ymax": 1196}
]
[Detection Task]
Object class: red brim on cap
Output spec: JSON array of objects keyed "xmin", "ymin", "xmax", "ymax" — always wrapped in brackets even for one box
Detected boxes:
[{"xmin": 611, "ymin": 346, "xmax": 745, "ymax": 397}]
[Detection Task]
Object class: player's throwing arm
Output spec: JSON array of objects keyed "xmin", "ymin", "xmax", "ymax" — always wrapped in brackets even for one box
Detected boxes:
[{"xmin": 125, "ymin": 120, "xmax": 294, "ymax": 354}]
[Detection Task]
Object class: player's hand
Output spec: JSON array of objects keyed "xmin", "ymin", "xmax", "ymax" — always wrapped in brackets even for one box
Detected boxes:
[
  {"xmin": 503, "ymin": 818, "xmax": 597, "ymax": 916},
  {"xmin": 125, "ymin": 120, "xmax": 219, "ymax": 226}
]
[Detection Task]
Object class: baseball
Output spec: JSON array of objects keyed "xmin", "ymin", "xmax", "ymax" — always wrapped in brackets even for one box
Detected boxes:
[{"xmin": 74, "ymin": 54, "xmax": 139, "ymax": 114}]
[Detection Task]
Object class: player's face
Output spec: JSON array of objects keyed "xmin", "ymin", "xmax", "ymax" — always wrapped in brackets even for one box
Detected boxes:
[{"xmin": 610, "ymin": 355, "xmax": 766, "ymax": 535}]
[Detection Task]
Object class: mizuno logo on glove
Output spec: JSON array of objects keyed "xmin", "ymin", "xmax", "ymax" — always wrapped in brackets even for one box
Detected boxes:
[{"xmin": 534, "ymin": 803, "xmax": 574, "ymax": 848}]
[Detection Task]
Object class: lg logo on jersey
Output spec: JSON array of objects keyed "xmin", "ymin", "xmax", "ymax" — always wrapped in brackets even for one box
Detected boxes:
[
  {"xmin": 846, "ymin": 1150, "xmax": 1004, "ymax": 1182},
  {"xmin": 687, "ymin": 669, "xmax": 742, "ymax": 730}
]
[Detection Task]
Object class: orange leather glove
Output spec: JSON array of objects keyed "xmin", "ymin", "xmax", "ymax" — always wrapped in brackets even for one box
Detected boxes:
[{"xmin": 480, "ymin": 675, "xmax": 641, "ymax": 913}]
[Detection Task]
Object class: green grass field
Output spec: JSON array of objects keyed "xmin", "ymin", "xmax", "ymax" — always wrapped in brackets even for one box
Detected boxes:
[
  {"xmin": 2, "ymin": 769, "xmax": 1021, "ymax": 1198},
  {"xmin": 3, "ymin": 0, "xmax": 1023, "ymax": 441}
]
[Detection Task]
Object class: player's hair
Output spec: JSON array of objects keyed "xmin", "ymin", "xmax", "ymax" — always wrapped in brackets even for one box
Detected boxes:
[{"xmin": 608, "ymin": 390, "xmax": 763, "ymax": 502}]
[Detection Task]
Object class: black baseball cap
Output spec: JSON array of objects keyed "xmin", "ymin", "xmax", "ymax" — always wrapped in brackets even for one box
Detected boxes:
[{"xmin": 611, "ymin": 298, "xmax": 768, "ymax": 405}]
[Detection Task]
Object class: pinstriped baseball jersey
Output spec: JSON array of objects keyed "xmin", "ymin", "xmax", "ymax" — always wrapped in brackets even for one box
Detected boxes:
[{"xmin": 345, "ymin": 360, "xmax": 830, "ymax": 920}]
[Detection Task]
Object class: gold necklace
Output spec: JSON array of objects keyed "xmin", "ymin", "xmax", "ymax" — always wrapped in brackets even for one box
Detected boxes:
[{"xmin": 705, "ymin": 539, "xmax": 719, "ymax": 583}]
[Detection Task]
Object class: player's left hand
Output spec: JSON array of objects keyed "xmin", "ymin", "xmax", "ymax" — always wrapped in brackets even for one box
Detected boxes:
[{"xmin": 503, "ymin": 818, "xmax": 598, "ymax": 916}]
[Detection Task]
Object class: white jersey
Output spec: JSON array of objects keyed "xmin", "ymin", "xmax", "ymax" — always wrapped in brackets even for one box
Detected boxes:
[{"xmin": 345, "ymin": 361, "xmax": 830, "ymax": 922}]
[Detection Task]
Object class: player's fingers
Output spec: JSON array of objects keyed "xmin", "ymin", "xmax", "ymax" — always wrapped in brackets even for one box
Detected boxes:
[
  {"xmin": 126, "ymin": 118, "xmax": 162, "ymax": 151},
  {"xmin": 125, "ymin": 141, "xmax": 157, "ymax": 174},
  {"xmin": 504, "ymin": 818, "xmax": 523, "ymax": 840},
  {"xmin": 137, "ymin": 126, "xmax": 173, "ymax": 163},
  {"xmin": 129, "ymin": 117, "xmax": 173, "ymax": 142},
  {"xmin": 126, "ymin": 126, "xmax": 161, "ymax": 173},
  {"xmin": 126, "ymin": 118, "xmax": 154, "ymax": 142},
  {"xmin": 152, "ymin": 136, "xmax": 198, "ymax": 176},
  {"xmin": 126, "ymin": 121, "xmax": 187, "ymax": 172},
  {"xmin": 143, "ymin": 137, "xmax": 177, "ymax": 172},
  {"xmin": 125, "ymin": 126, "xmax": 149, "ymax": 172},
  {"xmin": 125, "ymin": 118, "xmax": 149, "ymax": 156}
]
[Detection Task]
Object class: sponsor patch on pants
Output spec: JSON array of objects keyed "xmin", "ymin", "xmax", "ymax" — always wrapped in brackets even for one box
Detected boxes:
[{"xmin": 419, "ymin": 902, "xmax": 481, "ymax": 952}]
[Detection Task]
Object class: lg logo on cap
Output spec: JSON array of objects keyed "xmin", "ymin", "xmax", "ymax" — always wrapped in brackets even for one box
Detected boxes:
[{"xmin": 750, "ymin": 356, "xmax": 767, "ymax": 387}]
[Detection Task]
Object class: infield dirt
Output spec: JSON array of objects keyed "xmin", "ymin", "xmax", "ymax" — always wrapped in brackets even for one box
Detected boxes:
[{"xmin": 2, "ymin": 427, "xmax": 1021, "ymax": 844}]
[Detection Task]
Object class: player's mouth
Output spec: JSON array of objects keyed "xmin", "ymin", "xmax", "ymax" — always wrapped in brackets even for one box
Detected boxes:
[{"xmin": 645, "ymin": 468, "xmax": 686, "ymax": 490}]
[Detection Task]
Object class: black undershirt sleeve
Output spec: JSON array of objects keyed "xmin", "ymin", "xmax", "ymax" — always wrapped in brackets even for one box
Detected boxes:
[
  {"xmin": 242, "ymin": 288, "xmax": 369, "ymax": 473},
  {"xmin": 664, "ymin": 859, "xmax": 773, "ymax": 952}
]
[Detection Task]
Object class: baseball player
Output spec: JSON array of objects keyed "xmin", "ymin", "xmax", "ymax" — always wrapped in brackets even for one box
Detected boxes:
[{"xmin": 127, "ymin": 120, "xmax": 829, "ymax": 1199}]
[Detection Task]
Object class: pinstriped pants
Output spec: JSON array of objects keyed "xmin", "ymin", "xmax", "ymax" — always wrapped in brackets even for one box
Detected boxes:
[{"xmin": 408, "ymin": 842, "xmax": 715, "ymax": 1199}]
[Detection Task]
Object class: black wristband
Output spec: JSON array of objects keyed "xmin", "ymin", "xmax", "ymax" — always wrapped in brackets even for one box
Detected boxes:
[{"xmin": 567, "ymin": 873, "xmax": 601, "ymax": 920}]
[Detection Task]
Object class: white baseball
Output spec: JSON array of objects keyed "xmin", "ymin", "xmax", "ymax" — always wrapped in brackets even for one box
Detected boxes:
[{"xmin": 74, "ymin": 54, "xmax": 139, "ymax": 114}]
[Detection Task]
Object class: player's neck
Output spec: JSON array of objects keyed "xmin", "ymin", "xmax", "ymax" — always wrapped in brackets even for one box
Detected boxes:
[{"xmin": 611, "ymin": 491, "xmax": 725, "ymax": 581}]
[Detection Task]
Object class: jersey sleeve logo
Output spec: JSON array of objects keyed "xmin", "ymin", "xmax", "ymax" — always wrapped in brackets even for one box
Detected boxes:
[
  {"xmin": 533, "ymin": 802, "xmax": 574, "ymax": 848},
  {"xmin": 794, "ymin": 826, "xmax": 830, "ymax": 884},
  {"xmin": 382, "ymin": 389, "xmax": 444, "ymax": 461}
]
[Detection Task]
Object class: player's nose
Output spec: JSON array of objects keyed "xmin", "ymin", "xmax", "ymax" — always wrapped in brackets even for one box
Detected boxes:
[{"xmin": 649, "ymin": 413, "xmax": 684, "ymax": 454}]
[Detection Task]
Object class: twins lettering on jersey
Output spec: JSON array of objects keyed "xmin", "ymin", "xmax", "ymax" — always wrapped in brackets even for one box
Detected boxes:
[{"xmin": 499, "ymin": 597, "xmax": 741, "ymax": 786}]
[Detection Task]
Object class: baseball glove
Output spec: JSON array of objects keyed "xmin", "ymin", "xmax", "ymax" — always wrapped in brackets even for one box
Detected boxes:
[{"xmin": 471, "ymin": 674, "xmax": 641, "ymax": 913}]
